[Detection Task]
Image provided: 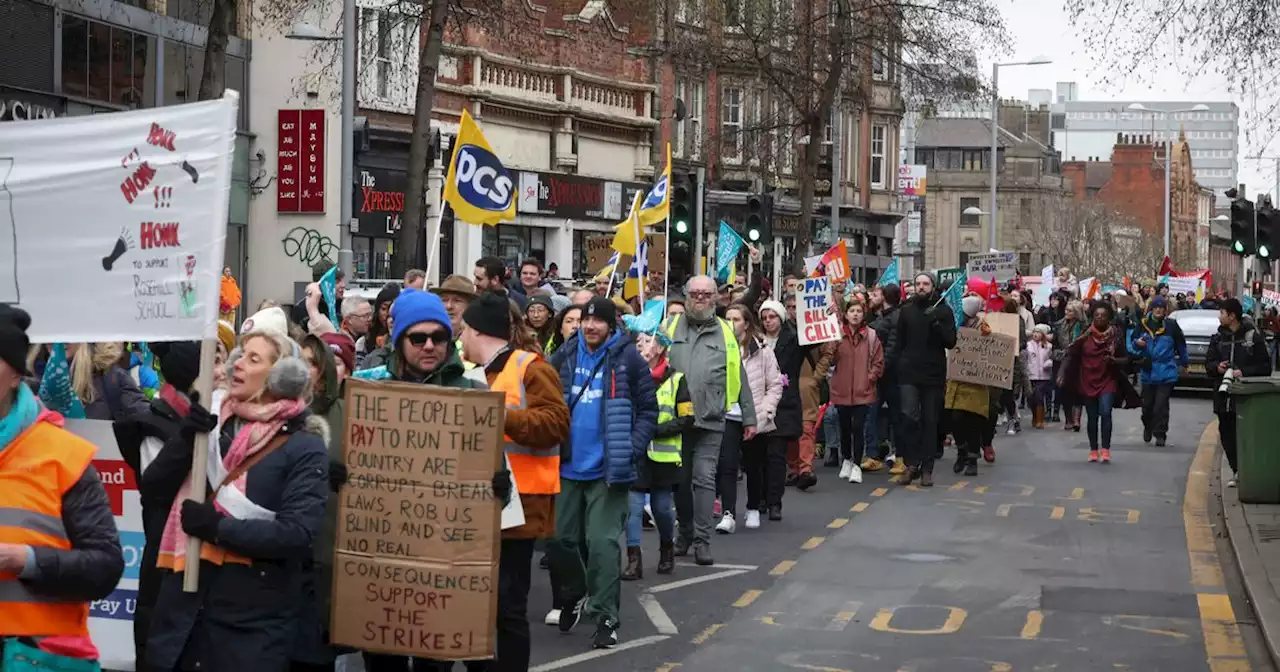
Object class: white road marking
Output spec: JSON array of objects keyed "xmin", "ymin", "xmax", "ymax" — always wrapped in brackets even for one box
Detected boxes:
[
  {"xmin": 529, "ymin": 635, "xmax": 671, "ymax": 671},
  {"xmin": 639, "ymin": 592, "xmax": 680, "ymax": 634},
  {"xmin": 646, "ymin": 569, "xmax": 752, "ymax": 593},
  {"xmin": 675, "ymin": 562, "xmax": 760, "ymax": 571}
]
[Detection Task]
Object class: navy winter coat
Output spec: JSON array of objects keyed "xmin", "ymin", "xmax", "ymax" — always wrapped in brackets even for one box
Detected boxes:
[{"xmin": 551, "ymin": 331, "xmax": 658, "ymax": 486}]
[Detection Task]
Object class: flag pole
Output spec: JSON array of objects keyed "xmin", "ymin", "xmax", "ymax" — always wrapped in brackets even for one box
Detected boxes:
[
  {"xmin": 424, "ymin": 207, "xmax": 445, "ymax": 283},
  {"xmin": 663, "ymin": 213, "xmax": 670, "ymax": 303},
  {"xmin": 636, "ymin": 202, "xmax": 645, "ymax": 305}
]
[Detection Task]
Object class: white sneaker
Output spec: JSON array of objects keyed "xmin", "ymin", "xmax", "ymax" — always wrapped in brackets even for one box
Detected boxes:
[
  {"xmin": 544, "ymin": 608, "xmax": 561, "ymax": 626},
  {"xmin": 744, "ymin": 509, "xmax": 761, "ymax": 529},
  {"xmin": 1228, "ymin": 478, "xmax": 1238, "ymax": 488},
  {"xmin": 716, "ymin": 512, "xmax": 736, "ymax": 534},
  {"xmin": 838, "ymin": 459, "xmax": 853, "ymax": 480},
  {"xmin": 885, "ymin": 451, "xmax": 897, "ymax": 464},
  {"xmin": 848, "ymin": 464, "xmax": 863, "ymax": 484}
]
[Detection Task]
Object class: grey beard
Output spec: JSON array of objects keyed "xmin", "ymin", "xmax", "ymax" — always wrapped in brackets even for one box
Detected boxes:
[{"xmin": 687, "ymin": 305, "xmax": 716, "ymax": 322}]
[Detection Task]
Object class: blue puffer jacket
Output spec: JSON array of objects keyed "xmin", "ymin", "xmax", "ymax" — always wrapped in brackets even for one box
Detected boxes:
[
  {"xmin": 551, "ymin": 331, "xmax": 658, "ymax": 486},
  {"xmin": 1128, "ymin": 315, "xmax": 1188, "ymax": 385}
]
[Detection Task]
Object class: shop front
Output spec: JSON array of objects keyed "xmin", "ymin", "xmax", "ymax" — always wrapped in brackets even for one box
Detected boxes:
[{"xmin": 352, "ymin": 166, "xmax": 405, "ymax": 280}]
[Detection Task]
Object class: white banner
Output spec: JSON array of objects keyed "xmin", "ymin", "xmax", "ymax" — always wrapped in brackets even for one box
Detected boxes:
[
  {"xmin": 797, "ymin": 276, "xmax": 841, "ymax": 345},
  {"xmin": 1, "ymin": 93, "xmax": 238, "ymax": 342},
  {"xmin": 1263, "ymin": 288, "xmax": 1280, "ymax": 309},
  {"xmin": 1164, "ymin": 275, "xmax": 1202, "ymax": 296},
  {"xmin": 65, "ymin": 419, "xmax": 144, "ymax": 672},
  {"xmin": 964, "ymin": 251, "xmax": 1018, "ymax": 284}
]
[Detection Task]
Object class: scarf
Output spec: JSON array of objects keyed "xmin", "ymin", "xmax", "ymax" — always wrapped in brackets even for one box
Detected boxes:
[
  {"xmin": 1143, "ymin": 316, "xmax": 1166, "ymax": 338},
  {"xmin": 156, "ymin": 395, "xmax": 307, "ymax": 571},
  {"xmin": 0, "ymin": 384, "xmax": 41, "ymax": 450},
  {"xmin": 158, "ymin": 383, "xmax": 191, "ymax": 417},
  {"xmin": 650, "ymin": 357, "xmax": 669, "ymax": 383},
  {"xmin": 1088, "ymin": 324, "xmax": 1114, "ymax": 346}
]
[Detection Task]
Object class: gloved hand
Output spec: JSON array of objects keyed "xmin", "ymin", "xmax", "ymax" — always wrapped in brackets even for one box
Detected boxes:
[
  {"xmin": 328, "ymin": 460, "xmax": 349, "ymax": 494},
  {"xmin": 181, "ymin": 499, "xmax": 224, "ymax": 542},
  {"xmin": 491, "ymin": 470, "xmax": 512, "ymax": 506},
  {"xmin": 180, "ymin": 392, "xmax": 218, "ymax": 439}
]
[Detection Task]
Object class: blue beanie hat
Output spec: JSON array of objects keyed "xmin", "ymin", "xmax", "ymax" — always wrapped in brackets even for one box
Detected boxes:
[
  {"xmin": 391, "ymin": 288, "xmax": 453, "ymax": 347},
  {"xmin": 1149, "ymin": 296, "xmax": 1168, "ymax": 310}
]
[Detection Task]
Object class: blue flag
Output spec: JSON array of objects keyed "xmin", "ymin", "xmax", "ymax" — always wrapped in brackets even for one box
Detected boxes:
[
  {"xmin": 1243, "ymin": 295, "xmax": 1256, "ymax": 313},
  {"xmin": 716, "ymin": 221, "xmax": 744, "ymax": 284},
  {"xmin": 878, "ymin": 259, "xmax": 899, "ymax": 288},
  {"xmin": 624, "ymin": 298, "xmax": 667, "ymax": 335},
  {"xmin": 320, "ymin": 264, "xmax": 340, "ymax": 328},
  {"xmin": 38, "ymin": 343, "xmax": 86, "ymax": 419},
  {"xmin": 942, "ymin": 271, "xmax": 967, "ymax": 329}
]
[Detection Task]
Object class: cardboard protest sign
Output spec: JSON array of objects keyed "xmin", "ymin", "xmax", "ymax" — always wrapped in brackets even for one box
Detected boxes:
[
  {"xmin": 965, "ymin": 252, "xmax": 1018, "ymax": 284},
  {"xmin": 947, "ymin": 312, "xmax": 1019, "ymax": 389},
  {"xmin": 332, "ymin": 379, "xmax": 505, "ymax": 660},
  {"xmin": 797, "ymin": 276, "xmax": 841, "ymax": 345},
  {"xmin": 0, "ymin": 94, "xmax": 237, "ymax": 343},
  {"xmin": 587, "ymin": 233, "xmax": 665, "ymax": 275}
]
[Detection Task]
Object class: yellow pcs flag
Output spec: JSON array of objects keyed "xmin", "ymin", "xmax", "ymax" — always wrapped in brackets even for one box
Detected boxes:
[
  {"xmin": 614, "ymin": 144, "xmax": 671, "ymax": 255},
  {"xmin": 443, "ymin": 109, "xmax": 517, "ymax": 226},
  {"xmin": 612, "ymin": 190, "xmax": 643, "ymax": 256}
]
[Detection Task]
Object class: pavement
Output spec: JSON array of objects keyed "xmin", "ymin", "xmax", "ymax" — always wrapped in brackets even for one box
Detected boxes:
[
  {"xmin": 513, "ymin": 395, "xmax": 1272, "ymax": 672},
  {"xmin": 1221, "ymin": 422, "xmax": 1280, "ymax": 672}
]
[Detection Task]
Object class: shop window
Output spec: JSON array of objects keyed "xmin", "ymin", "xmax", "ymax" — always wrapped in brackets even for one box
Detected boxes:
[
  {"xmin": 61, "ymin": 15, "xmax": 154, "ymax": 108},
  {"xmin": 61, "ymin": 15, "xmax": 89, "ymax": 98},
  {"xmin": 960, "ymin": 197, "xmax": 980, "ymax": 228}
]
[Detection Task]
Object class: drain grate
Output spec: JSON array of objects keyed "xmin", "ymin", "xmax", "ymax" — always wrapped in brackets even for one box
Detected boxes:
[{"xmin": 1256, "ymin": 524, "xmax": 1280, "ymax": 543}]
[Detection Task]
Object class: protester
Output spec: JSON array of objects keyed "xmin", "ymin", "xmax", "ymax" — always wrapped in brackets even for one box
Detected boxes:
[
  {"xmin": 945, "ymin": 296, "xmax": 992, "ymax": 476},
  {"xmin": 0, "ymin": 305, "xmax": 125, "ymax": 666},
  {"xmin": 624, "ymin": 331, "xmax": 692, "ymax": 579},
  {"xmin": 545, "ymin": 304, "xmax": 583, "ymax": 357},
  {"xmin": 1053, "ymin": 300, "xmax": 1087, "ymax": 431},
  {"xmin": 527, "ymin": 295, "xmax": 557, "ymax": 355},
  {"xmin": 338, "ymin": 296, "xmax": 373, "ymax": 355},
  {"xmin": 291, "ymin": 260, "xmax": 344, "ymax": 329},
  {"xmin": 894, "ymin": 273, "xmax": 957, "ymax": 486},
  {"xmin": 460, "ymin": 291, "xmax": 569, "ymax": 671},
  {"xmin": 999, "ymin": 298, "xmax": 1026, "ymax": 435},
  {"xmin": 50, "ymin": 342, "xmax": 151, "ymax": 421},
  {"xmin": 866, "ymin": 283, "xmax": 902, "ymax": 469},
  {"xmin": 831, "ymin": 299, "xmax": 884, "ymax": 484},
  {"xmin": 758, "ymin": 300, "xmax": 805, "ymax": 495},
  {"xmin": 548, "ymin": 296, "xmax": 656, "ymax": 649},
  {"xmin": 403, "ymin": 268, "xmax": 426, "ymax": 290},
  {"xmin": 718, "ymin": 304, "xmax": 782, "ymax": 532},
  {"xmin": 1206, "ymin": 298, "xmax": 1274, "ymax": 486},
  {"xmin": 1026, "ymin": 324, "xmax": 1055, "ymax": 429},
  {"xmin": 665, "ymin": 275, "xmax": 756, "ymax": 564},
  {"xmin": 1129, "ymin": 296, "xmax": 1188, "ymax": 447},
  {"xmin": 361, "ymin": 282, "xmax": 401, "ymax": 367},
  {"xmin": 667, "ymin": 295, "xmax": 686, "ymax": 318},
  {"xmin": 514, "ymin": 258, "xmax": 554, "ymax": 300},
  {"xmin": 146, "ymin": 317, "xmax": 330, "ymax": 672},
  {"xmin": 783, "ymin": 292, "xmax": 797, "ymax": 323},
  {"xmin": 112, "ymin": 340, "xmax": 201, "ymax": 670},
  {"xmin": 1057, "ymin": 301, "xmax": 1139, "ymax": 464}
]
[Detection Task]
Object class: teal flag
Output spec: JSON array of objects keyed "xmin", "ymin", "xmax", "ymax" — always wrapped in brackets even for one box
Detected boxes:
[
  {"xmin": 878, "ymin": 259, "xmax": 899, "ymax": 287},
  {"xmin": 715, "ymin": 221, "xmax": 744, "ymax": 284},
  {"xmin": 320, "ymin": 264, "xmax": 340, "ymax": 327},
  {"xmin": 941, "ymin": 271, "xmax": 967, "ymax": 329},
  {"xmin": 38, "ymin": 343, "xmax": 86, "ymax": 419}
]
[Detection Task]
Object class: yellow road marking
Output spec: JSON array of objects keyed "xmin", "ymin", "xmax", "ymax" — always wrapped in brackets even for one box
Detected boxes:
[
  {"xmin": 973, "ymin": 485, "xmax": 989, "ymax": 494},
  {"xmin": 871, "ymin": 487, "xmax": 889, "ymax": 497},
  {"xmin": 829, "ymin": 518, "xmax": 850, "ymax": 529},
  {"xmin": 733, "ymin": 589, "xmax": 763, "ymax": 608},
  {"xmin": 1064, "ymin": 487, "xmax": 1085, "ymax": 500},
  {"xmin": 1187, "ymin": 421, "xmax": 1252, "ymax": 671},
  {"xmin": 802, "ymin": 536, "xmax": 825, "ymax": 550},
  {"xmin": 949, "ymin": 481, "xmax": 969, "ymax": 491},
  {"xmin": 770, "ymin": 560, "xmax": 796, "ymax": 576},
  {"xmin": 655, "ymin": 664, "xmax": 682, "ymax": 672},
  {"xmin": 869, "ymin": 605, "xmax": 967, "ymax": 634},
  {"xmin": 851, "ymin": 502, "xmax": 870, "ymax": 513},
  {"xmin": 1021, "ymin": 609, "xmax": 1043, "ymax": 639},
  {"xmin": 826, "ymin": 602, "xmax": 862, "ymax": 631},
  {"xmin": 691, "ymin": 622, "xmax": 724, "ymax": 644}
]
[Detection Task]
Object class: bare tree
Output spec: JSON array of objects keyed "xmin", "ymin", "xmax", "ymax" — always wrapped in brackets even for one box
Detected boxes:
[
  {"xmin": 1027, "ymin": 198, "xmax": 1164, "ymax": 283},
  {"xmin": 196, "ymin": 0, "xmax": 234, "ymax": 101}
]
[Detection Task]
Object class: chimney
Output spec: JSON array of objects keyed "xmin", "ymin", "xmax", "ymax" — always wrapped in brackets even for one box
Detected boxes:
[{"xmin": 1117, "ymin": 132, "xmax": 1124, "ymax": 144}]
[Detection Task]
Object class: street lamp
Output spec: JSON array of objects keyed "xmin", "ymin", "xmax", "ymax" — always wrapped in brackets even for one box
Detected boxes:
[
  {"xmin": 1127, "ymin": 102, "xmax": 1211, "ymax": 259},
  {"xmin": 287, "ymin": 8, "xmax": 356, "ymax": 282},
  {"xmin": 990, "ymin": 57, "xmax": 1052, "ymax": 251}
]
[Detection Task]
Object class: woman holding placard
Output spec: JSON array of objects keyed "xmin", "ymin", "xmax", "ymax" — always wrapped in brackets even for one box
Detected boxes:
[{"xmin": 147, "ymin": 313, "xmax": 330, "ymax": 672}]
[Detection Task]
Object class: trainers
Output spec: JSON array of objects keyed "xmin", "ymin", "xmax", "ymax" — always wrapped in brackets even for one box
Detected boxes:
[
  {"xmin": 1088, "ymin": 450, "xmax": 1099, "ymax": 463},
  {"xmin": 544, "ymin": 608, "xmax": 561, "ymax": 626},
  {"xmin": 592, "ymin": 618, "xmax": 619, "ymax": 649},
  {"xmin": 1006, "ymin": 423, "xmax": 1018, "ymax": 436},
  {"xmin": 744, "ymin": 509, "xmax": 761, "ymax": 529},
  {"xmin": 559, "ymin": 596, "xmax": 586, "ymax": 634},
  {"xmin": 716, "ymin": 512, "xmax": 736, "ymax": 534},
  {"xmin": 838, "ymin": 459, "xmax": 853, "ymax": 480},
  {"xmin": 1155, "ymin": 437, "xmax": 1167, "ymax": 447},
  {"xmin": 964, "ymin": 462, "xmax": 978, "ymax": 477},
  {"xmin": 1228, "ymin": 478, "xmax": 1239, "ymax": 488},
  {"xmin": 861, "ymin": 457, "xmax": 884, "ymax": 472},
  {"xmin": 796, "ymin": 472, "xmax": 818, "ymax": 490},
  {"xmin": 713, "ymin": 497, "xmax": 722, "ymax": 516},
  {"xmin": 885, "ymin": 451, "xmax": 898, "ymax": 464},
  {"xmin": 1100, "ymin": 449, "xmax": 1111, "ymax": 464},
  {"xmin": 848, "ymin": 464, "xmax": 863, "ymax": 484}
]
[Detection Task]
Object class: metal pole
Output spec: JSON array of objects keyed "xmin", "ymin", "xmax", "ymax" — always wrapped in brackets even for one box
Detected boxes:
[
  {"xmin": 1274, "ymin": 158, "xmax": 1279, "ymax": 291},
  {"xmin": 695, "ymin": 166, "xmax": 706, "ymax": 276},
  {"xmin": 337, "ymin": 0, "xmax": 355, "ymax": 280},
  {"xmin": 989, "ymin": 63, "xmax": 999, "ymax": 250},
  {"xmin": 832, "ymin": 88, "xmax": 842, "ymax": 264},
  {"xmin": 1163, "ymin": 114, "xmax": 1171, "ymax": 258}
]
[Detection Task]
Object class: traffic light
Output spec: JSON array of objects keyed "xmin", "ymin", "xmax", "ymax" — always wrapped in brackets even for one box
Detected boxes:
[
  {"xmin": 670, "ymin": 172, "xmax": 696, "ymax": 241},
  {"xmin": 744, "ymin": 194, "xmax": 774, "ymax": 244},
  {"xmin": 1258, "ymin": 202, "xmax": 1277, "ymax": 260},
  {"xmin": 1253, "ymin": 280, "xmax": 1264, "ymax": 298},
  {"xmin": 1229, "ymin": 189, "xmax": 1256, "ymax": 256}
]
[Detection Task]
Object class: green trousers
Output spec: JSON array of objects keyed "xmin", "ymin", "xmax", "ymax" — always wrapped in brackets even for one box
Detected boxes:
[{"xmin": 550, "ymin": 478, "xmax": 630, "ymax": 625}]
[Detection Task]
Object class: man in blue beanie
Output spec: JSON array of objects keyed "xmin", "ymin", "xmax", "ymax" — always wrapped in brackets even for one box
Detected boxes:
[
  {"xmin": 1129, "ymin": 295, "xmax": 1187, "ymax": 446},
  {"xmin": 353, "ymin": 288, "xmax": 485, "ymax": 389}
]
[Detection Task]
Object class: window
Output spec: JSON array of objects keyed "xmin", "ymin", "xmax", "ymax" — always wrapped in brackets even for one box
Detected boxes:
[
  {"xmin": 959, "ymin": 251, "xmax": 972, "ymax": 267},
  {"xmin": 690, "ymin": 82, "xmax": 703, "ymax": 160},
  {"xmin": 676, "ymin": 0, "xmax": 704, "ymax": 25},
  {"xmin": 358, "ymin": 4, "xmax": 420, "ymax": 113},
  {"xmin": 725, "ymin": 0, "xmax": 749, "ymax": 30},
  {"xmin": 1018, "ymin": 252, "xmax": 1032, "ymax": 276},
  {"xmin": 61, "ymin": 15, "xmax": 154, "ymax": 108},
  {"xmin": 960, "ymin": 197, "xmax": 980, "ymax": 228},
  {"xmin": 962, "ymin": 150, "xmax": 986, "ymax": 171},
  {"xmin": 872, "ymin": 44, "xmax": 887, "ymax": 82},
  {"xmin": 771, "ymin": 0, "xmax": 792, "ymax": 46},
  {"xmin": 870, "ymin": 124, "xmax": 886, "ymax": 187},
  {"xmin": 674, "ymin": 78, "xmax": 687, "ymax": 158},
  {"xmin": 722, "ymin": 86, "xmax": 743, "ymax": 162}
]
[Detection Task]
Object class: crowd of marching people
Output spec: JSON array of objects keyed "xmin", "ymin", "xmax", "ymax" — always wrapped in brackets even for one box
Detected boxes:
[{"xmin": 2, "ymin": 251, "xmax": 1275, "ymax": 672}]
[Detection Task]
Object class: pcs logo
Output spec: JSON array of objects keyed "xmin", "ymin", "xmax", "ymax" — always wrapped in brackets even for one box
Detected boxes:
[
  {"xmin": 642, "ymin": 173, "xmax": 668, "ymax": 210},
  {"xmin": 452, "ymin": 144, "xmax": 514, "ymax": 212}
]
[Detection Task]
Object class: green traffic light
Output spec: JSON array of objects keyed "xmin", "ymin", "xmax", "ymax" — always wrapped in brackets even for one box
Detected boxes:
[
  {"xmin": 1235, "ymin": 240, "xmax": 1245, "ymax": 253},
  {"xmin": 748, "ymin": 229, "xmax": 760, "ymax": 242},
  {"xmin": 675, "ymin": 220, "xmax": 689, "ymax": 234},
  {"xmin": 1261, "ymin": 244, "xmax": 1271, "ymax": 258}
]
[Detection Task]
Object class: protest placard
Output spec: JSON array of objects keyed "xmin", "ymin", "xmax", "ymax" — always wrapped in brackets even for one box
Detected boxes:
[
  {"xmin": 0, "ymin": 93, "xmax": 237, "ymax": 343},
  {"xmin": 1163, "ymin": 275, "xmax": 1202, "ymax": 296},
  {"xmin": 935, "ymin": 267, "xmax": 964, "ymax": 288},
  {"xmin": 332, "ymin": 379, "xmax": 506, "ymax": 660},
  {"xmin": 964, "ymin": 252, "xmax": 1018, "ymax": 284},
  {"xmin": 586, "ymin": 233, "xmax": 665, "ymax": 274},
  {"xmin": 948, "ymin": 327, "xmax": 1018, "ymax": 389},
  {"xmin": 1263, "ymin": 288, "xmax": 1280, "ymax": 309},
  {"xmin": 798, "ymin": 276, "xmax": 841, "ymax": 345}
]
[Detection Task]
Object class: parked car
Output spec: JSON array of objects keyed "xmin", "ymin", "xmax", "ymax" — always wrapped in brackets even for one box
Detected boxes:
[{"xmin": 1167, "ymin": 309, "xmax": 1219, "ymax": 387}]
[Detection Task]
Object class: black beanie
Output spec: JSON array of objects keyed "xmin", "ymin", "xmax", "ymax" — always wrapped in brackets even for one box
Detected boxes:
[
  {"xmin": 375, "ymin": 282, "xmax": 401, "ymax": 310},
  {"xmin": 0, "ymin": 305, "xmax": 32, "ymax": 376},
  {"xmin": 462, "ymin": 291, "xmax": 512, "ymax": 340},
  {"xmin": 152, "ymin": 341, "xmax": 201, "ymax": 393},
  {"xmin": 583, "ymin": 296, "xmax": 617, "ymax": 327}
]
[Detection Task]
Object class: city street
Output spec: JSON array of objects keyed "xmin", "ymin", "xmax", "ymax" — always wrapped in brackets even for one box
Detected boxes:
[{"xmin": 525, "ymin": 395, "xmax": 1274, "ymax": 672}]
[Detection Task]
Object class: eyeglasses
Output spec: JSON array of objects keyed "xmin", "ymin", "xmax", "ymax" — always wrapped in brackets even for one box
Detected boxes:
[
  {"xmin": 687, "ymin": 291, "xmax": 715, "ymax": 300},
  {"xmin": 405, "ymin": 331, "xmax": 451, "ymax": 347}
]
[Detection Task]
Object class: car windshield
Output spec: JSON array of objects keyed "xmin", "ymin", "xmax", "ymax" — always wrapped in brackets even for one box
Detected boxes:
[{"xmin": 1169, "ymin": 310, "xmax": 1219, "ymax": 337}]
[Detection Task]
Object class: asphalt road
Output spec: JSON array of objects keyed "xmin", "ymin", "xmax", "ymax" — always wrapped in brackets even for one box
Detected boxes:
[{"xmin": 520, "ymin": 394, "xmax": 1273, "ymax": 672}]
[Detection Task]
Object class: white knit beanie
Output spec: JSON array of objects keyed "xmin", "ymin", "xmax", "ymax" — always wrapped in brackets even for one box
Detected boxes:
[{"xmin": 759, "ymin": 299, "xmax": 788, "ymax": 322}]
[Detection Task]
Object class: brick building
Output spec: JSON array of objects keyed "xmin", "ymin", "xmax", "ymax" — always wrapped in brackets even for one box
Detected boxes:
[{"xmin": 355, "ymin": 0, "xmax": 658, "ymax": 280}]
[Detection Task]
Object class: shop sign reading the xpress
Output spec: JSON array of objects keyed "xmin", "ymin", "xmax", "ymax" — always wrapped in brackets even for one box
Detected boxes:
[
  {"xmin": 332, "ymin": 379, "xmax": 504, "ymax": 660},
  {"xmin": 354, "ymin": 168, "xmax": 407, "ymax": 237},
  {"xmin": 516, "ymin": 171, "xmax": 646, "ymax": 220}
]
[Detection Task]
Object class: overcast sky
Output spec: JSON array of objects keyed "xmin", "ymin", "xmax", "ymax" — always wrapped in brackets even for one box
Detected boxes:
[{"xmin": 978, "ymin": 0, "xmax": 1276, "ymax": 201}]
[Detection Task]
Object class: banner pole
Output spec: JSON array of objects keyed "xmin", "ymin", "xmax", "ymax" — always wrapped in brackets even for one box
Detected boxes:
[
  {"xmin": 182, "ymin": 338, "xmax": 217, "ymax": 592},
  {"xmin": 636, "ymin": 208, "xmax": 644, "ymax": 305},
  {"xmin": 424, "ymin": 208, "xmax": 445, "ymax": 284},
  {"xmin": 663, "ymin": 214, "xmax": 671, "ymax": 302}
]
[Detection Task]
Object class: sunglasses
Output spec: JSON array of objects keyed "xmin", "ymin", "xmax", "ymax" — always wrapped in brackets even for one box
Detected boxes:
[{"xmin": 405, "ymin": 331, "xmax": 451, "ymax": 347}]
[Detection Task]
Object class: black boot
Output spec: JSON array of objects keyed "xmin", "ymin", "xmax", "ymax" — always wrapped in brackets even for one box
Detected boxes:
[
  {"xmin": 768, "ymin": 504, "xmax": 783, "ymax": 521},
  {"xmin": 657, "ymin": 541, "xmax": 675, "ymax": 575},
  {"xmin": 673, "ymin": 537, "xmax": 691, "ymax": 557},
  {"xmin": 622, "ymin": 546, "xmax": 642, "ymax": 581},
  {"xmin": 694, "ymin": 543, "xmax": 715, "ymax": 566},
  {"xmin": 919, "ymin": 468, "xmax": 934, "ymax": 487},
  {"xmin": 964, "ymin": 459, "xmax": 978, "ymax": 477},
  {"xmin": 953, "ymin": 450, "xmax": 966, "ymax": 474}
]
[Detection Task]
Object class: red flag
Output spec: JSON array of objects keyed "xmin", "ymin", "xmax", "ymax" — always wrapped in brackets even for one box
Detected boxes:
[
  {"xmin": 1157, "ymin": 256, "xmax": 1174, "ymax": 277},
  {"xmin": 1123, "ymin": 275, "xmax": 1132, "ymax": 292}
]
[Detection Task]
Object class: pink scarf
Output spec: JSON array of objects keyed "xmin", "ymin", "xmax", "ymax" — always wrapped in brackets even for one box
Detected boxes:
[{"xmin": 156, "ymin": 396, "xmax": 307, "ymax": 571}]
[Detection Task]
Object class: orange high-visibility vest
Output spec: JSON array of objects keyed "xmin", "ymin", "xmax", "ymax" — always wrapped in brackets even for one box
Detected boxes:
[
  {"xmin": 0, "ymin": 415, "xmax": 98, "ymax": 638},
  {"xmin": 492, "ymin": 350, "xmax": 561, "ymax": 495}
]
